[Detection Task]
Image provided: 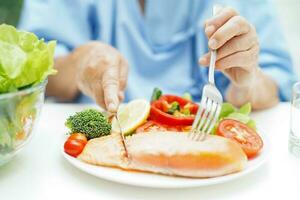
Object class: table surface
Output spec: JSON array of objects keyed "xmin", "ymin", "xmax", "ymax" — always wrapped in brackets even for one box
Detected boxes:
[{"xmin": 1, "ymin": 103, "xmax": 300, "ymax": 200}]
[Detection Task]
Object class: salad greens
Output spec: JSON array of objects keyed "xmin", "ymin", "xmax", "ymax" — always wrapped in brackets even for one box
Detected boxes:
[
  {"xmin": 211, "ymin": 102, "xmax": 256, "ymax": 134},
  {"xmin": 0, "ymin": 24, "xmax": 56, "ymax": 161},
  {"xmin": 151, "ymin": 87, "xmax": 162, "ymax": 102},
  {"xmin": 0, "ymin": 24, "xmax": 56, "ymax": 93},
  {"xmin": 167, "ymin": 101, "xmax": 180, "ymax": 114},
  {"xmin": 182, "ymin": 92, "xmax": 193, "ymax": 101}
]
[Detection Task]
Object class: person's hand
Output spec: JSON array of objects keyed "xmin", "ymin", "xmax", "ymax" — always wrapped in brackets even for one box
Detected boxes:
[
  {"xmin": 72, "ymin": 41, "xmax": 128, "ymax": 112},
  {"xmin": 199, "ymin": 7, "xmax": 260, "ymax": 87}
]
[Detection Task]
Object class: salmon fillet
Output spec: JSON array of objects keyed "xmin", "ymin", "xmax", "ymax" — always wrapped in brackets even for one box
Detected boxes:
[{"xmin": 78, "ymin": 131, "xmax": 247, "ymax": 178}]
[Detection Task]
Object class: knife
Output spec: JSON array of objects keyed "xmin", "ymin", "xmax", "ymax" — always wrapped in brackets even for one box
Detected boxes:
[{"xmin": 113, "ymin": 114, "xmax": 129, "ymax": 158}]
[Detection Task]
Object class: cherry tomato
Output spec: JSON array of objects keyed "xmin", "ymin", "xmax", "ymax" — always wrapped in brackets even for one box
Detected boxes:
[
  {"xmin": 64, "ymin": 138, "xmax": 86, "ymax": 157},
  {"xmin": 217, "ymin": 119, "xmax": 263, "ymax": 158},
  {"xmin": 68, "ymin": 133, "xmax": 88, "ymax": 145}
]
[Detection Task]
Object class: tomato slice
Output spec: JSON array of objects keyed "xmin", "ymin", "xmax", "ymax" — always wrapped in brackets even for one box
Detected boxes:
[
  {"xmin": 150, "ymin": 95, "xmax": 199, "ymax": 126},
  {"xmin": 136, "ymin": 120, "xmax": 182, "ymax": 133},
  {"xmin": 217, "ymin": 119, "xmax": 263, "ymax": 158}
]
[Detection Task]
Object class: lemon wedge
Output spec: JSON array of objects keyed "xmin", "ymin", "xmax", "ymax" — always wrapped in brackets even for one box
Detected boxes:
[{"xmin": 111, "ymin": 99, "xmax": 150, "ymax": 135}]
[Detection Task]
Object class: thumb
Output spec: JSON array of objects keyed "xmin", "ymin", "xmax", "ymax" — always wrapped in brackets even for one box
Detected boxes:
[{"xmin": 102, "ymin": 66, "xmax": 120, "ymax": 113}]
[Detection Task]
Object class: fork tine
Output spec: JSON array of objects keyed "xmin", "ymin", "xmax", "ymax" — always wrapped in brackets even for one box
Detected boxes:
[
  {"xmin": 190, "ymin": 99, "xmax": 208, "ymax": 140},
  {"xmin": 191, "ymin": 98, "xmax": 206, "ymax": 130},
  {"xmin": 206, "ymin": 103, "xmax": 221, "ymax": 135},
  {"xmin": 197, "ymin": 101, "xmax": 218, "ymax": 141},
  {"xmin": 189, "ymin": 97, "xmax": 207, "ymax": 139},
  {"xmin": 193, "ymin": 98, "xmax": 213, "ymax": 140}
]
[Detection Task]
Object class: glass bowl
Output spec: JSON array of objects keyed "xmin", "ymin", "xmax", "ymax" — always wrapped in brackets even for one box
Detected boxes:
[{"xmin": 0, "ymin": 81, "xmax": 47, "ymax": 166}]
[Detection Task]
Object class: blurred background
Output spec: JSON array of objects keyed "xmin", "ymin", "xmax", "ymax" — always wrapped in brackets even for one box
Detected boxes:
[
  {"xmin": 0, "ymin": 0, "xmax": 22, "ymax": 27},
  {"xmin": 0, "ymin": 0, "xmax": 299, "ymax": 74}
]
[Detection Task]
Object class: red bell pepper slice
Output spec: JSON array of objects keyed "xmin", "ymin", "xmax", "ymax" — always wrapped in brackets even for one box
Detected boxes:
[{"xmin": 150, "ymin": 95, "xmax": 199, "ymax": 126}]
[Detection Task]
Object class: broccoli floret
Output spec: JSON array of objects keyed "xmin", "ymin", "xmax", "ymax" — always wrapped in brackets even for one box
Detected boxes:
[{"xmin": 65, "ymin": 109, "xmax": 111, "ymax": 139}]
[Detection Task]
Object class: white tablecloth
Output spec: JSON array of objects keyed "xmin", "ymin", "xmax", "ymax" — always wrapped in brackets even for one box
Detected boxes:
[{"xmin": 1, "ymin": 103, "xmax": 300, "ymax": 200}]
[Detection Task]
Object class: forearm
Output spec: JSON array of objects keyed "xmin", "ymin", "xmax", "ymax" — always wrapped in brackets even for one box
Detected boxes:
[
  {"xmin": 226, "ymin": 67, "xmax": 279, "ymax": 110},
  {"xmin": 46, "ymin": 54, "xmax": 79, "ymax": 101}
]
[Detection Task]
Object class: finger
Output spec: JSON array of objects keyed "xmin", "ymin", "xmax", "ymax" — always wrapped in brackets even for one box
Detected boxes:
[
  {"xmin": 199, "ymin": 52, "xmax": 210, "ymax": 66},
  {"xmin": 119, "ymin": 58, "xmax": 129, "ymax": 91},
  {"xmin": 215, "ymin": 45, "xmax": 259, "ymax": 71},
  {"xmin": 118, "ymin": 91, "xmax": 125, "ymax": 102},
  {"xmin": 200, "ymin": 29, "xmax": 258, "ymax": 66},
  {"xmin": 102, "ymin": 66, "xmax": 120, "ymax": 113},
  {"xmin": 216, "ymin": 29, "xmax": 258, "ymax": 60},
  {"xmin": 205, "ymin": 7, "xmax": 238, "ymax": 37},
  {"xmin": 92, "ymin": 81, "xmax": 106, "ymax": 109},
  {"xmin": 209, "ymin": 16, "xmax": 251, "ymax": 50}
]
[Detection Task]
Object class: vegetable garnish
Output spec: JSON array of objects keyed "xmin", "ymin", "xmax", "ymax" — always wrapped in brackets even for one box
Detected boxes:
[
  {"xmin": 111, "ymin": 99, "xmax": 150, "ymax": 136},
  {"xmin": 211, "ymin": 102, "xmax": 256, "ymax": 134},
  {"xmin": 68, "ymin": 133, "xmax": 88, "ymax": 144},
  {"xmin": 65, "ymin": 109, "xmax": 111, "ymax": 139},
  {"xmin": 150, "ymin": 87, "xmax": 162, "ymax": 102},
  {"xmin": 150, "ymin": 95, "xmax": 198, "ymax": 126},
  {"xmin": 217, "ymin": 119, "xmax": 263, "ymax": 158},
  {"xmin": 182, "ymin": 92, "xmax": 193, "ymax": 101},
  {"xmin": 0, "ymin": 24, "xmax": 56, "ymax": 93},
  {"xmin": 64, "ymin": 133, "xmax": 87, "ymax": 157}
]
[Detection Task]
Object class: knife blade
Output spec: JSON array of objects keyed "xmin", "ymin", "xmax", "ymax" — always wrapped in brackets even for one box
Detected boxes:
[{"xmin": 114, "ymin": 114, "xmax": 129, "ymax": 158}]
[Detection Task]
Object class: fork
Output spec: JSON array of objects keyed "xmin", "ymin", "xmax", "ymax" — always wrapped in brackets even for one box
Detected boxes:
[{"xmin": 189, "ymin": 5, "xmax": 223, "ymax": 141}]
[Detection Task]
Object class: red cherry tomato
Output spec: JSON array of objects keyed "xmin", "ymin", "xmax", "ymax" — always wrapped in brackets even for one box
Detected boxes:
[
  {"xmin": 68, "ymin": 133, "xmax": 87, "ymax": 145},
  {"xmin": 64, "ymin": 138, "xmax": 86, "ymax": 157}
]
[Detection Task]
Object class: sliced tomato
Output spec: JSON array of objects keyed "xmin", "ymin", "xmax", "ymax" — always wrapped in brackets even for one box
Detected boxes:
[
  {"xmin": 217, "ymin": 119, "xmax": 263, "ymax": 158},
  {"xmin": 136, "ymin": 120, "xmax": 182, "ymax": 133},
  {"xmin": 150, "ymin": 95, "xmax": 199, "ymax": 126}
]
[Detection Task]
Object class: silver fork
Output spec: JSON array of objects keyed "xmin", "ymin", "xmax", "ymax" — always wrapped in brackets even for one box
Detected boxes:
[{"xmin": 189, "ymin": 5, "xmax": 223, "ymax": 141}]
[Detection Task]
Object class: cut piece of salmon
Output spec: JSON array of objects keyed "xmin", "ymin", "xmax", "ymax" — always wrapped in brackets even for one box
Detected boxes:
[{"xmin": 78, "ymin": 131, "xmax": 247, "ymax": 178}]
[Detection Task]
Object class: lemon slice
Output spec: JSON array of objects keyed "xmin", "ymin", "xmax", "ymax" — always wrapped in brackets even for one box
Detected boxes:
[{"xmin": 111, "ymin": 99, "xmax": 150, "ymax": 135}]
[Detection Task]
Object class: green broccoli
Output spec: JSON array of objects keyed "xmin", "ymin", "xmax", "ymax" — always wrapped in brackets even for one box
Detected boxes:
[{"xmin": 65, "ymin": 109, "xmax": 111, "ymax": 139}]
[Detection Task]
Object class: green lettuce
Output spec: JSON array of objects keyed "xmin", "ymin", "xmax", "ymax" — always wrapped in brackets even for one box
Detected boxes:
[
  {"xmin": 0, "ymin": 24, "xmax": 56, "ymax": 161},
  {"xmin": 211, "ymin": 102, "xmax": 257, "ymax": 134},
  {"xmin": 0, "ymin": 24, "xmax": 56, "ymax": 93}
]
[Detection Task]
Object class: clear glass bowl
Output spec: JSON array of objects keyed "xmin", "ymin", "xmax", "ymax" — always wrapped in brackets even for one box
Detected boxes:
[{"xmin": 0, "ymin": 81, "xmax": 46, "ymax": 166}]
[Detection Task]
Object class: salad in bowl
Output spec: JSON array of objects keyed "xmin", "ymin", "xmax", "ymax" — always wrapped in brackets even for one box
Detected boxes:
[{"xmin": 0, "ymin": 24, "xmax": 56, "ymax": 165}]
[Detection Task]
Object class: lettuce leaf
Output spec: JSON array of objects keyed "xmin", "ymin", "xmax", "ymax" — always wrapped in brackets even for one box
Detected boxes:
[
  {"xmin": 211, "ymin": 102, "xmax": 257, "ymax": 134},
  {"xmin": 0, "ymin": 24, "xmax": 56, "ymax": 93},
  {"xmin": 226, "ymin": 112, "xmax": 250, "ymax": 124},
  {"xmin": 238, "ymin": 102, "xmax": 251, "ymax": 115},
  {"xmin": 218, "ymin": 102, "xmax": 236, "ymax": 119}
]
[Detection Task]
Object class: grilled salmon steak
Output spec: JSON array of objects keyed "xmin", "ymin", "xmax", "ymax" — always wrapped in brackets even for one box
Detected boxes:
[{"xmin": 78, "ymin": 131, "xmax": 247, "ymax": 178}]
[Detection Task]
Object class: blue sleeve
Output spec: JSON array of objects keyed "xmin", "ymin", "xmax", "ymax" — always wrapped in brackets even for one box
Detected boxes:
[
  {"xmin": 18, "ymin": 0, "xmax": 95, "ymax": 57},
  {"xmin": 239, "ymin": 0, "xmax": 298, "ymax": 101}
]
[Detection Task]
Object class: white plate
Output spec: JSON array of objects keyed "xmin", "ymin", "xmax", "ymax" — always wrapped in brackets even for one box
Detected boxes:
[{"xmin": 62, "ymin": 133, "xmax": 269, "ymax": 189}]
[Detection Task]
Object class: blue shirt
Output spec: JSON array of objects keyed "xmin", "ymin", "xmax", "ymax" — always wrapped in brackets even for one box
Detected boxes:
[{"xmin": 19, "ymin": 0, "xmax": 297, "ymax": 102}]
